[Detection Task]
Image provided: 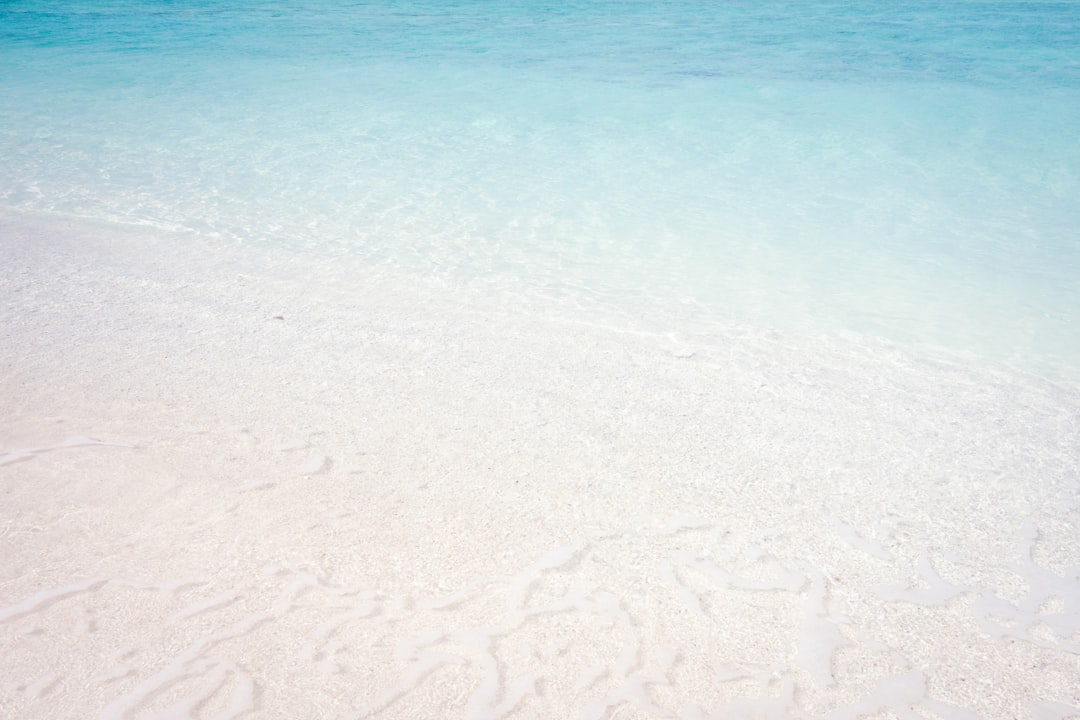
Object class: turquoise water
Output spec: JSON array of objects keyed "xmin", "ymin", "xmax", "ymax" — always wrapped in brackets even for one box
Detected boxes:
[{"xmin": 2, "ymin": 1, "xmax": 1079, "ymax": 374}]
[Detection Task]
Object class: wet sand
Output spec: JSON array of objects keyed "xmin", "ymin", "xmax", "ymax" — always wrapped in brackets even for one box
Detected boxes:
[{"xmin": 2, "ymin": 210, "xmax": 1078, "ymax": 719}]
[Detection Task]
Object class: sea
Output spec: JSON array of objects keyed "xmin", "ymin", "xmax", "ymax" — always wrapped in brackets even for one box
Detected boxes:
[{"xmin": 2, "ymin": 0, "xmax": 1079, "ymax": 377}]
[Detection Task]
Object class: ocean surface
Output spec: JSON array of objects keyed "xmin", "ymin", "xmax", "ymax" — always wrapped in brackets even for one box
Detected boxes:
[{"xmin": 2, "ymin": 0, "xmax": 1079, "ymax": 376}]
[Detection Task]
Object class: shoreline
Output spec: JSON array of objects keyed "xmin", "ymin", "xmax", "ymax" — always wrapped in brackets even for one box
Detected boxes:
[{"xmin": 2, "ymin": 209, "xmax": 1078, "ymax": 719}]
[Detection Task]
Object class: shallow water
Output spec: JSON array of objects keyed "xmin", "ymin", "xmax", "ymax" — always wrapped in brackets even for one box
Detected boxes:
[{"xmin": 2, "ymin": 1, "xmax": 1079, "ymax": 375}]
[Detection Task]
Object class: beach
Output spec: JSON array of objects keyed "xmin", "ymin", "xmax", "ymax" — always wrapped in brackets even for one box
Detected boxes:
[
  {"xmin": 2, "ymin": 2, "xmax": 1079, "ymax": 716},
  {"xmin": 2, "ymin": 209, "xmax": 1078, "ymax": 719}
]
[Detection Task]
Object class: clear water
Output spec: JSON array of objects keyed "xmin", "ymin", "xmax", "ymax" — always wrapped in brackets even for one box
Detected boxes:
[{"xmin": 2, "ymin": 1, "xmax": 1079, "ymax": 375}]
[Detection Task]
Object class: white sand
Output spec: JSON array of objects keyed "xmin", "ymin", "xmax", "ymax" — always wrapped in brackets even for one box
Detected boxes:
[{"xmin": 1, "ymin": 209, "xmax": 1078, "ymax": 720}]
